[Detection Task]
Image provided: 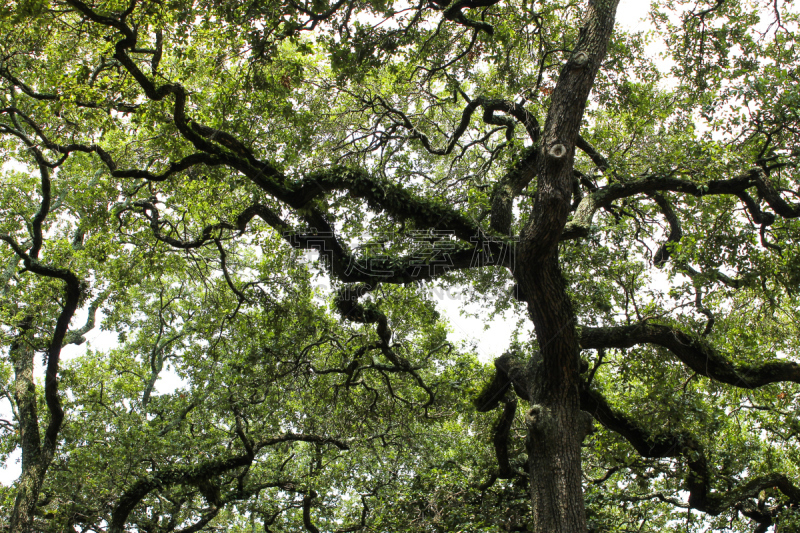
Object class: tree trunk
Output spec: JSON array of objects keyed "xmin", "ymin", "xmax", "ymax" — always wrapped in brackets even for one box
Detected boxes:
[
  {"xmin": 10, "ymin": 463, "xmax": 46, "ymax": 533},
  {"xmin": 9, "ymin": 325, "xmax": 47, "ymax": 533},
  {"xmin": 527, "ymin": 398, "xmax": 587, "ymax": 531},
  {"xmin": 517, "ymin": 256, "xmax": 587, "ymax": 533},
  {"xmin": 515, "ymin": 1, "xmax": 620, "ymax": 531}
]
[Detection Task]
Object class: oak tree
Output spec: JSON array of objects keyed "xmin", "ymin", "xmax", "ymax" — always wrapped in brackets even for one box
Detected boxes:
[{"xmin": 1, "ymin": 0, "xmax": 800, "ymax": 532}]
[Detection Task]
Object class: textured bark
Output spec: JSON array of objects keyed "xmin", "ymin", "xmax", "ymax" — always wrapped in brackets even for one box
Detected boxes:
[
  {"xmin": 514, "ymin": 1, "xmax": 620, "ymax": 531},
  {"xmin": 4, "ymin": 251, "xmax": 83, "ymax": 531},
  {"xmin": 518, "ymin": 259, "xmax": 587, "ymax": 533},
  {"xmin": 9, "ymin": 325, "xmax": 45, "ymax": 533}
]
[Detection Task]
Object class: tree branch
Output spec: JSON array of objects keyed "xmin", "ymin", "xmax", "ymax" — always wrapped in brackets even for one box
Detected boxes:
[
  {"xmin": 109, "ymin": 433, "xmax": 347, "ymax": 533},
  {"xmin": 580, "ymin": 323, "xmax": 800, "ymax": 389}
]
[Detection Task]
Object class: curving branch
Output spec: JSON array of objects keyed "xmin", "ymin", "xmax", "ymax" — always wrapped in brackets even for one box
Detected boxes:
[
  {"xmin": 480, "ymin": 98, "xmax": 541, "ymax": 142},
  {"xmin": 370, "ymin": 93, "xmax": 539, "ymax": 158},
  {"xmin": 64, "ymin": 289, "xmax": 110, "ymax": 346},
  {"xmin": 580, "ymin": 323, "xmax": 800, "ymax": 389},
  {"xmin": 563, "ymin": 169, "xmax": 754, "ymax": 239},
  {"xmin": 440, "ymin": 0, "xmax": 499, "ymax": 35},
  {"xmin": 132, "ymin": 200, "xmax": 235, "ymax": 249},
  {"xmin": 105, "ymin": 152, "xmax": 228, "ymax": 182},
  {"xmin": 474, "ymin": 351, "xmax": 532, "ymax": 409},
  {"xmin": 214, "ymin": 238, "xmax": 250, "ymax": 307},
  {"xmin": 678, "ymin": 262, "xmax": 749, "ymax": 290},
  {"xmin": 109, "ymin": 433, "xmax": 348, "ymax": 533},
  {"xmin": 0, "ymin": 64, "xmax": 139, "ymax": 113},
  {"xmin": 131, "ymin": 197, "xmax": 495, "ymax": 288},
  {"xmin": 0, "ymin": 126, "xmax": 56, "ymax": 258},
  {"xmin": 563, "ymin": 167, "xmax": 800, "ymax": 241},
  {"xmin": 736, "ymin": 189, "xmax": 775, "ymax": 225},
  {"xmin": 581, "ymin": 380, "xmax": 800, "ymax": 520},
  {"xmin": 575, "ymin": 135, "xmax": 610, "ymax": 174},
  {"xmin": 290, "ymin": 167, "xmax": 484, "ymax": 241},
  {"xmin": 334, "ymin": 285, "xmax": 436, "ymax": 407},
  {"xmin": 490, "ymin": 147, "xmax": 538, "ymax": 235},
  {"xmin": 752, "ymin": 170, "xmax": 800, "ymax": 219},
  {"xmin": 618, "ymin": 492, "xmax": 689, "ymax": 508},
  {"xmin": 650, "ymin": 193, "xmax": 683, "ymax": 267},
  {"xmin": 0, "ymin": 236, "xmax": 84, "ymax": 457},
  {"xmin": 372, "ymin": 94, "xmax": 482, "ymax": 156},
  {"xmin": 578, "ymin": 379, "xmax": 689, "ymax": 458}
]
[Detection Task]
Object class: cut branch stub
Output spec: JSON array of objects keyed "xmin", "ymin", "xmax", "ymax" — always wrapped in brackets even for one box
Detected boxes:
[
  {"xmin": 571, "ymin": 51, "xmax": 590, "ymax": 68},
  {"xmin": 548, "ymin": 143, "xmax": 568, "ymax": 159}
]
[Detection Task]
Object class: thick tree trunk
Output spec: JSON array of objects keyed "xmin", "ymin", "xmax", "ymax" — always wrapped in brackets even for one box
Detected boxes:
[
  {"xmin": 9, "ymin": 327, "xmax": 47, "ymax": 533},
  {"xmin": 517, "ymin": 257, "xmax": 586, "ymax": 533},
  {"xmin": 527, "ymin": 397, "xmax": 586, "ymax": 531},
  {"xmin": 515, "ymin": 1, "xmax": 620, "ymax": 531}
]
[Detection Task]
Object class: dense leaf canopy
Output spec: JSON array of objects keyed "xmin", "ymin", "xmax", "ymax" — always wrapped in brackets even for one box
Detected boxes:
[{"xmin": 1, "ymin": 0, "xmax": 799, "ymax": 532}]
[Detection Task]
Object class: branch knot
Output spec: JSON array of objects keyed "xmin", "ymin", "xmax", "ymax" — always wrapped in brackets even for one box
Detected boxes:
[{"xmin": 548, "ymin": 144, "xmax": 568, "ymax": 159}]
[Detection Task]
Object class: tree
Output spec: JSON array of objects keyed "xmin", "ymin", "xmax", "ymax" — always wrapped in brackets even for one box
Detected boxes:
[{"xmin": 1, "ymin": 0, "xmax": 800, "ymax": 532}]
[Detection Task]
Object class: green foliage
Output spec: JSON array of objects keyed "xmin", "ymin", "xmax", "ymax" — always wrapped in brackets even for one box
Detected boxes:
[{"xmin": 1, "ymin": 0, "xmax": 799, "ymax": 532}]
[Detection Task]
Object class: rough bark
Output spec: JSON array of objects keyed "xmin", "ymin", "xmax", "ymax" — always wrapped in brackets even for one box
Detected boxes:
[
  {"xmin": 514, "ymin": 1, "xmax": 620, "ymax": 531},
  {"xmin": 2, "ymin": 242, "xmax": 83, "ymax": 532},
  {"xmin": 518, "ymin": 258, "xmax": 588, "ymax": 533},
  {"xmin": 9, "ymin": 323, "xmax": 44, "ymax": 533}
]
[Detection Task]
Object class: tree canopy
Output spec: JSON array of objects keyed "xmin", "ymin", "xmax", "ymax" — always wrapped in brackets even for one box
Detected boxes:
[{"xmin": 1, "ymin": 0, "xmax": 800, "ymax": 532}]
